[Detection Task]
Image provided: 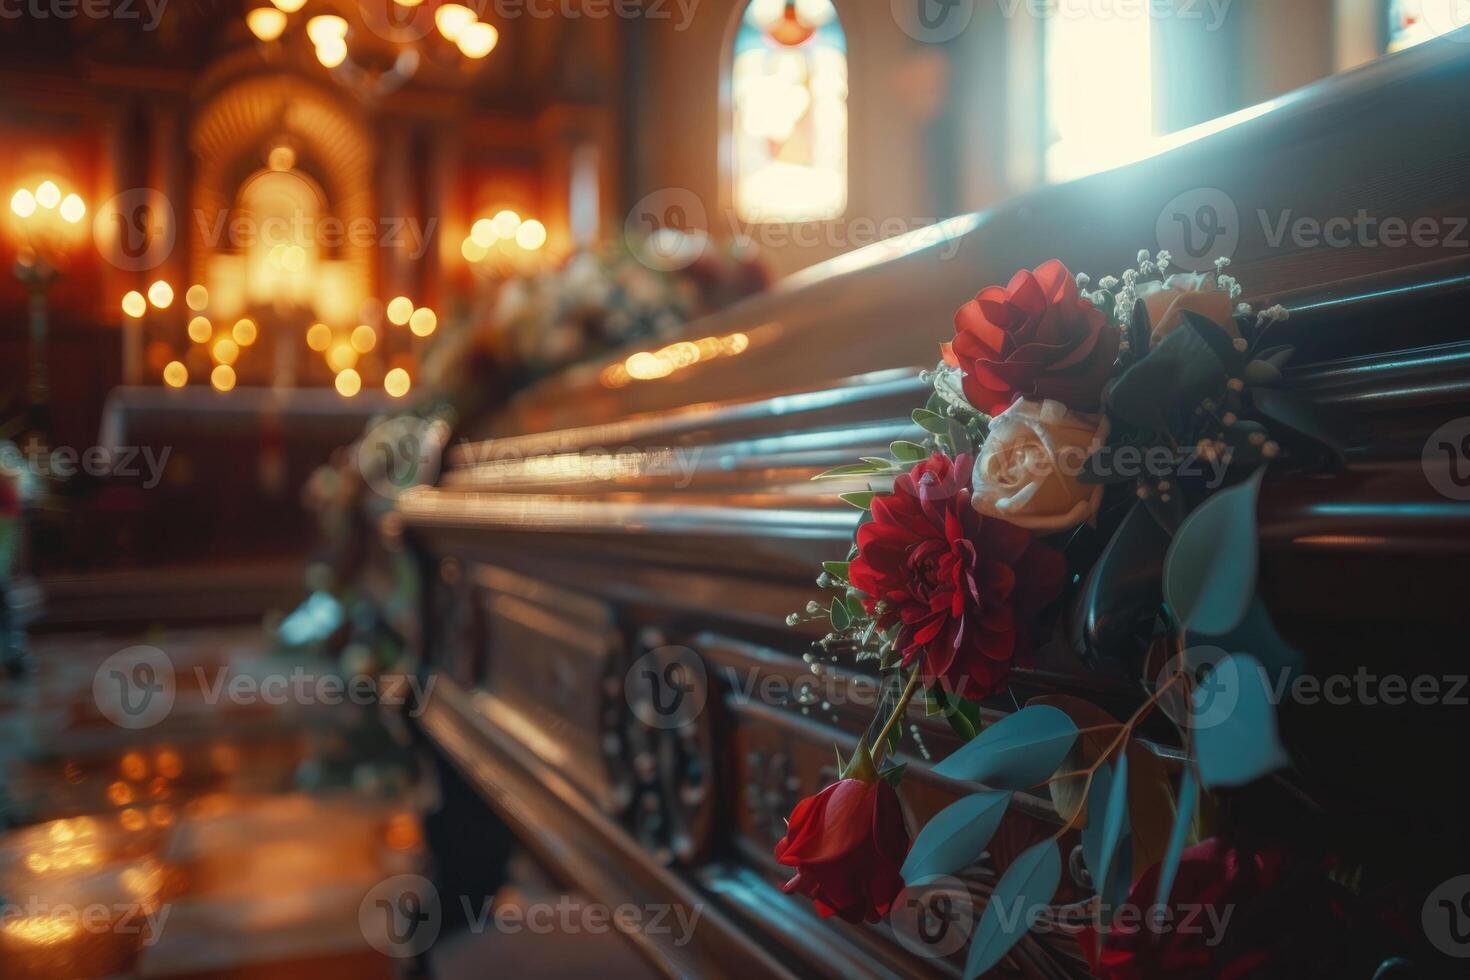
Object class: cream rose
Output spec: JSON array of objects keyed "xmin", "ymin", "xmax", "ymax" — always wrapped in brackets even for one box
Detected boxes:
[
  {"xmin": 1136, "ymin": 272, "xmax": 1239, "ymax": 348},
  {"xmin": 971, "ymin": 398, "xmax": 1109, "ymax": 532}
]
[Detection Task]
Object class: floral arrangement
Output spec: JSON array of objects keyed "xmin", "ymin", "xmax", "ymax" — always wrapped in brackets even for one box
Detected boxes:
[
  {"xmin": 491, "ymin": 238, "xmax": 768, "ymax": 376},
  {"xmin": 776, "ymin": 253, "xmax": 1350, "ymax": 976}
]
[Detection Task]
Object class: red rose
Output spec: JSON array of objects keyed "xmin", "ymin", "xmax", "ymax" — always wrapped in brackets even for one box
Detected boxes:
[
  {"xmin": 944, "ymin": 259, "xmax": 1120, "ymax": 415},
  {"xmin": 848, "ymin": 453, "xmax": 1064, "ymax": 702},
  {"xmin": 774, "ymin": 777, "xmax": 909, "ymax": 923},
  {"xmin": 1082, "ymin": 838, "xmax": 1286, "ymax": 980}
]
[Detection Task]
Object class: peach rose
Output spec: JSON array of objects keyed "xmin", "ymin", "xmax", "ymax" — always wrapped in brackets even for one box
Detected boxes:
[
  {"xmin": 1137, "ymin": 273, "xmax": 1239, "ymax": 348},
  {"xmin": 971, "ymin": 398, "xmax": 1110, "ymax": 532}
]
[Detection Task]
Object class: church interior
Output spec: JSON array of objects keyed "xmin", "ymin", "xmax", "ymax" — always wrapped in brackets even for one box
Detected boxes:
[{"xmin": 3, "ymin": 1, "xmax": 1470, "ymax": 978}]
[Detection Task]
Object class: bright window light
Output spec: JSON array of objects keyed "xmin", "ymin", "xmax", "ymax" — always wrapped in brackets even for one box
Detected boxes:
[{"xmin": 1044, "ymin": 12, "xmax": 1153, "ymax": 182}]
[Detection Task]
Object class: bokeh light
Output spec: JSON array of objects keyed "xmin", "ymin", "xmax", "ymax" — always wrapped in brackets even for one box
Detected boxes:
[
  {"xmin": 335, "ymin": 368, "xmax": 362, "ymax": 397},
  {"xmin": 408, "ymin": 307, "xmax": 437, "ymax": 337},
  {"xmin": 384, "ymin": 368, "xmax": 412, "ymax": 398}
]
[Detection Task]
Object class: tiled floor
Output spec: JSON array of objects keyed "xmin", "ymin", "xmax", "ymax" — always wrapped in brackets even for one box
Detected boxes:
[{"xmin": 0, "ymin": 629, "xmax": 420, "ymax": 979}]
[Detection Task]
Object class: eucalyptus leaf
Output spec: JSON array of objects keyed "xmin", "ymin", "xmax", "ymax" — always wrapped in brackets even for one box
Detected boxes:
[
  {"xmin": 1191, "ymin": 595, "xmax": 1303, "ymax": 678},
  {"xmin": 964, "ymin": 840, "xmax": 1062, "ymax": 979},
  {"xmin": 1092, "ymin": 753, "xmax": 1130, "ymax": 906},
  {"xmin": 1156, "ymin": 765, "xmax": 1198, "ymax": 910},
  {"xmin": 1026, "ymin": 695, "xmax": 1120, "ymax": 829},
  {"xmin": 932, "ymin": 705, "xmax": 1077, "ymax": 790},
  {"xmin": 1081, "ymin": 762, "xmax": 1114, "ymax": 892},
  {"xmin": 900, "ymin": 791, "xmax": 1012, "ymax": 883},
  {"xmin": 1163, "ymin": 468, "xmax": 1263, "ymax": 637},
  {"xmin": 1192, "ymin": 653, "xmax": 1290, "ymax": 788}
]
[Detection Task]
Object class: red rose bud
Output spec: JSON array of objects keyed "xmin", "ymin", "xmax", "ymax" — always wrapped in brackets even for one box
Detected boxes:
[
  {"xmin": 945, "ymin": 259, "xmax": 1120, "ymax": 415},
  {"xmin": 774, "ymin": 777, "xmax": 909, "ymax": 923},
  {"xmin": 848, "ymin": 453, "xmax": 1064, "ymax": 702}
]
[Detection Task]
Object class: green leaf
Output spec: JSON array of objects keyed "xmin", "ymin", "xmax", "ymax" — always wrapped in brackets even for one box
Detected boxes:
[
  {"xmin": 1163, "ymin": 468, "xmax": 1263, "ymax": 637},
  {"xmin": 931, "ymin": 685, "xmax": 984, "ymax": 740},
  {"xmin": 812, "ymin": 462, "xmax": 883, "ymax": 481},
  {"xmin": 1107, "ymin": 318, "xmax": 1227, "ymax": 429},
  {"xmin": 821, "ymin": 561, "xmax": 850, "ymax": 583},
  {"xmin": 890, "ymin": 440, "xmax": 929, "ymax": 462},
  {"xmin": 879, "ymin": 762, "xmax": 907, "ymax": 786},
  {"xmin": 1181, "ymin": 310, "xmax": 1247, "ymax": 375},
  {"xmin": 1249, "ymin": 387, "xmax": 1345, "ymax": 464},
  {"xmin": 1156, "ymin": 765, "xmax": 1198, "ymax": 910},
  {"xmin": 964, "ymin": 840, "xmax": 1062, "ymax": 979},
  {"xmin": 901, "ymin": 791, "xmax": 1012, "ymax": 883},
  {"xmin": 1243, "ymin": 359, "xmax": 1282, "ymax": 386},
  {"xmin": 1073, "ymin": 501, "xmax": 1171, "ymax": 661},
  {"xmin": 912, "ymin": 409, "xmax": 950, "ymax": 435},
  {"xmin": 859, "ymin": 457, "xmax": 902, "ymax": 471},
  {"xmin": 932, "ymin": 705, "xmax": 1077, "ymax": 789},
  {"xmin": 839, "ymin": 491, "xmax": 876, "ymax": 510},
  {"xmin": 1192, "ymin": 653, "xmax": 1290, "ymax": 788},
  {"xmin": 1127, "ymin": 293, "xmax": 1152, "ymax": 360},
  {"xmin": 829, "ymin": 597, "xmax": 851, "ymax": 632}
]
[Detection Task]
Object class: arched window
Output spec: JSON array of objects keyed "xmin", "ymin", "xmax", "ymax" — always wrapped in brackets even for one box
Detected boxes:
[{"xmin": 730, "ymin": 0, "xmax": 847, "ymax": 223}]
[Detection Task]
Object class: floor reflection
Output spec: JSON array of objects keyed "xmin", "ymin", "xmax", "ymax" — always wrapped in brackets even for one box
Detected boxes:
[{"xmin": 0, "ymin": 628, "xmax": 419, "ymax": 979}]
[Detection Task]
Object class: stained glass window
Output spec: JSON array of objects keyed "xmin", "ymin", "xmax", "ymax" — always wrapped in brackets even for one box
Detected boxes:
[
  {"xmin": 1388, "ymin": 0, "xmax": 1470, "ymax": 51},
  {"xmin": 731, "ymin": 0, "xmax": 847, "ymax": 223}
]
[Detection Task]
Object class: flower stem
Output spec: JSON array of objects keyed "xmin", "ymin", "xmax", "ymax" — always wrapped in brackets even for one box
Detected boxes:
[{"xmin": 871, "ymin": 669, "xmax": 922, "ymax": 767}]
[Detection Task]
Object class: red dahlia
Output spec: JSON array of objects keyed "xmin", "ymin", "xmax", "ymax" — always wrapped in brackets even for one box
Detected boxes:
[{"xmin": 848, "ymin": 453, "xmax": 1064, "ymax": 702}]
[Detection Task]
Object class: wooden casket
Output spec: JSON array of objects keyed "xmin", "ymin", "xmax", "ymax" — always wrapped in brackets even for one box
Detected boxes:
[{"xmin": 387, "ymin": 40, "xmax": 1470, "ymax": 980}]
